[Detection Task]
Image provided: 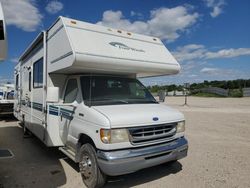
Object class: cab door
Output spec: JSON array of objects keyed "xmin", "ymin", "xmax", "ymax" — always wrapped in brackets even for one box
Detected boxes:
[{"xmin": 59, "ymin": 78, "xmax": 79, "ymax": 144}]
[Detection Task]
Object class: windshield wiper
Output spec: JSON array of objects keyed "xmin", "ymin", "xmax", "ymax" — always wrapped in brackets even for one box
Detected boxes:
[
  {"xmin": 127, "ymin": 98, "xmax": 158, "ymax": 103},
  {"xmin": 92, "ymin": 98, "xmax": 129, "ymax": 104}
]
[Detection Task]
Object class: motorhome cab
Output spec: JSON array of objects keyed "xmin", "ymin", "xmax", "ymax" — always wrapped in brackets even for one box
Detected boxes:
[
  {"xmin": 14, "ymin": 17, "xmax": 188, "ymax": 188},
  {"xmin": 0, "ymin": 2, "xmax": 7, "ymax": 60}
]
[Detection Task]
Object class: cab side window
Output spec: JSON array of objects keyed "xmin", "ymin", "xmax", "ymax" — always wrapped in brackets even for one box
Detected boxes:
[{"xmin": 64, "ymin": 79, "xmax": 78, "ymax": 103}]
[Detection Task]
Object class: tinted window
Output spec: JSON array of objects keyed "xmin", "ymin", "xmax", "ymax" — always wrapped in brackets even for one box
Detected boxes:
[
  {"xmin": 0, "ymin": 20, "xmax": 4, "ymax": 40},
  {"xmin": 64, "ymin": 79, "xmax": 78, "ymax": 103},
  {"xmin": 80, "ymin": 76, "xmax": 156, "ymax": 106},
  {"xmin": 15, "ymin": 74, "xmax": 19, "ymax": 90},
  {"xmin": 29, "ymin": 72, "xmax": 31, "ymax": 91},
  {"xmin": 33, "ymin": 58, "xmax": 43, "ymax": 88}
]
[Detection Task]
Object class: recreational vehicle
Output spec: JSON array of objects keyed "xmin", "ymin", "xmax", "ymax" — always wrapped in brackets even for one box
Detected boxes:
[
  {"xmin": 0, "ymin": 84, "xmax": 14, "ymax": 115},
  {"xmin": 0, "ymin": 2, "xmax": 7, "ymax": 60},
  {"xmin": 14, "ymin": 17, "xmax": 188, "ymax": 188}
]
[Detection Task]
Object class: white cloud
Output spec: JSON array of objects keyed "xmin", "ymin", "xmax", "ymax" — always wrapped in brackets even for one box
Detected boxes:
[
  {"xmin": 200, "ymin": 67, "xmax": 241, "ymax": 78},
  {"xmin": 189, "ymin": 74, "xmax": 198, "ymax": 77},
  {"xmin": 97, "ymin": 6, "xmax": 199, "ymax": 42},
  {"xmin": 0, "ymin": 0, "xmax": 42, "ymax": 32},
  {"xmin": 204, "ymin": 0, "xmax": 226, "ymax": 18},
  {"xmin": 130, "ymin": 11, "xmax": 143, "ymax": 19},
  {"xmin": 45, "ymin": 1, "xmax": 63, "ymax": 14},
  {"xmin": 205, "ymin": 48, "xmax": 250, "ymax": 59},
  {"xmin": 10, "ymin": 57, "xmax": 18, "ymax": 63},
  {"xmin": 173, "ymin": 44, "xmax": 206, "ymax": 61},
  {"xmin": 170, "ymin": 44, "xmax": 250, "ymax": 82},
  {"xmin": 200, "ymin": 67, "xmax": 220, "ymax": 74},
  {"xmin": 172, "ymin": 44, "xmax": 250, "ymax": 62}
]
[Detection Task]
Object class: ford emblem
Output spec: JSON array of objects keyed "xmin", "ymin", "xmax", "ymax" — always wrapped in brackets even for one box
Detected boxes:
[{"xmin": 153, "ymin": 117, "xmax": 159, "ymax": 121}]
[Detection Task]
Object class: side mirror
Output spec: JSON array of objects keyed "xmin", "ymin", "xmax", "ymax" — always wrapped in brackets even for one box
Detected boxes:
[
  {"xmin": 47, "ymin": 87, "xmax": 59, "ymax": 103},
  {"xmin": 0, "ymin": 3, "xmax": 7, "ymax": 61}
]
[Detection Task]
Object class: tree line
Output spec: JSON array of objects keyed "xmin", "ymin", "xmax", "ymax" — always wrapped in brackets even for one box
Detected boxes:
[{"xmin": 147, "ymin": 79, "xmax": 250, "ymax": 93}]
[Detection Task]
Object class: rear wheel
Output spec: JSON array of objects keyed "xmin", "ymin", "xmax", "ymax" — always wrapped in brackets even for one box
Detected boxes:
[{"xmin": 79, "ymin": 143, "xmax": 106, "ymax": 188}]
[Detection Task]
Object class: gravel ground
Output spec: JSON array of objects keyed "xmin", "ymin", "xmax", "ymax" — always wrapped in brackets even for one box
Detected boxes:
[{"xmin": 0, "ymin": 96, "xmax": 250, "ymax": 188}]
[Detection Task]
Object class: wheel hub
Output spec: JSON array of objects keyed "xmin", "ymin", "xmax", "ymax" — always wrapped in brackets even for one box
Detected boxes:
[{"xmin": 80, "ymin": 155, "xmax": 93, "ymax": 179}]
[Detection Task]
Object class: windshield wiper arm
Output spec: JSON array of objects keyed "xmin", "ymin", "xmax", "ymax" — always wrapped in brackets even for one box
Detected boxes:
[
  {"xmin": 127, "ymin": 98, "xmax": 158, "ymax": 103},
  {"xmin": 92, "ymin": 98, "xmax": 129, "ymax": 104}
]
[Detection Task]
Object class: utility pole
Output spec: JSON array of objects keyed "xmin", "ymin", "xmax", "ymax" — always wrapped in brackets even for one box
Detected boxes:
[{"xmin": 183, "ymin": 83, "xmax": 190, "ymax": 106}]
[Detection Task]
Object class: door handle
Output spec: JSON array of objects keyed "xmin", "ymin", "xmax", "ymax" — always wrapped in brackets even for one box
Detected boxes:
[{"xmin": 79, "ymin": 113, "xmax": 84, "ymax": 117}]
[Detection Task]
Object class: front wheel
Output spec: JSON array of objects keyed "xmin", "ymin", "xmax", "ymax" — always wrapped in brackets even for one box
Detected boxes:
[{"xmin": 79, "ymin": 144, "xmax": 106, "ymax": 188}]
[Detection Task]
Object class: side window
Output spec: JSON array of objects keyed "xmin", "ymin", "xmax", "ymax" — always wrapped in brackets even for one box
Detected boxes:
[
  {"xmin": 64, "ymin": 79, "xmax": 78, "ymax": 103},
  {"xmin": 15, "ymin": 74, "xmax": 19, "ymax": 90},
  {"xmin": 33, "ymin": 58, "xmax": 43, "ymax": 88},
  {"xmin": 28, "ymin": 72, "xmax": 31, "ymax": 91},
  {"xmin": 0, "ymin": 20, "xmax": 4, "ymax": 40}
]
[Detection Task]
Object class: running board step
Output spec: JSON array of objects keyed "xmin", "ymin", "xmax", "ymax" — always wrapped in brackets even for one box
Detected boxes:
[{"xmin": 59, "ymin": 147, "xmax": 76, "ymax": 162}]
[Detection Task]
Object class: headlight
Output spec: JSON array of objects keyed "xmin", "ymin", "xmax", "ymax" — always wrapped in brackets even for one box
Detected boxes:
[
  {"xmin": 100, "ymin": 128, "xmax": 129, "ymax": 144},
  {"xmin": 176, "ymin": 121, "xmax": 185, "ymax": 133}
]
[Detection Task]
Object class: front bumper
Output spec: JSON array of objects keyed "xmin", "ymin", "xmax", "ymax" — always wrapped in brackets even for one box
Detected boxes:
[{"xmin": 97, "ymin": 137, "xmax": 188, "ymax": 176}]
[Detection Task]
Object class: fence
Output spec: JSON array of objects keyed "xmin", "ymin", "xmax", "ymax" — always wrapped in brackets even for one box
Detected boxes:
[
  {"xmin": 167, "ymin": 91, "xmax": 185, "ymax": 96},
  {"xmin": 154, "ymin": 90, "xmax": 185, "ymax": 97},
  {"xmin": 200, "ymin": 87, "xmax": 229, "ymax": 96},
  {"xmin": 243, "ymin": 88, "xmax": 250, "ymax": 97},
  {"xmin": 152, "ymin": 87, "xmax": 250, "ymax": 98}
]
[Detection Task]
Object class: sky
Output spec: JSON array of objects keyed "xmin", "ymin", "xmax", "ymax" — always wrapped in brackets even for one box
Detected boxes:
[{"xmin": 0, "ymin": 0, "xmax": 249, "ymax": 86}]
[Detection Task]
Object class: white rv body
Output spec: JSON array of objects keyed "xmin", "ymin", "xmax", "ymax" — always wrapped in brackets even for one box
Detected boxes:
[
  {"xmin": 0, "ymin": 2, "xmax": 7, "ymax": 61},
  {"xmin": 45, "ymin": 17, "xmax": 180, "ymax": 77},
  {"xmin": 14, "ymin": 17, "xmax": 188, "ymax": 187}
]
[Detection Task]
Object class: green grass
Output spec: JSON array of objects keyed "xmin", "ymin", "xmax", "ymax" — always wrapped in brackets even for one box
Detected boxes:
[{"xmin": 229, "ymin": 89, "xmax": 243, "ymax": 97}]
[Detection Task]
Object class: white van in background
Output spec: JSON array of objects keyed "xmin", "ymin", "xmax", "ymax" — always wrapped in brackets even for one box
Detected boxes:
[
  {"xmin": 0, "ymin": 84, "xmax": 14, "ymax": 115},
  {"xmin": 14, "ymin": 17, "xmax": 188, "ymax": 188}
]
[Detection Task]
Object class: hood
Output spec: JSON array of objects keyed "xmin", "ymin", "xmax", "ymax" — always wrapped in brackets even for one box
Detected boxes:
[{"xmin": 92, "ymin": 104, "xmax": 184, "ymax": 128}]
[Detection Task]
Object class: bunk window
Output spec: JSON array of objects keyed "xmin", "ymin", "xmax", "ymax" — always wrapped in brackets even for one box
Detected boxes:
[
  {"xmin": 0, "ymin": 20, "xmax": 4, "ymax": 40},
  {"xmin": 33, "ymin": 58, "xmax": 43, "ymax": 88}
]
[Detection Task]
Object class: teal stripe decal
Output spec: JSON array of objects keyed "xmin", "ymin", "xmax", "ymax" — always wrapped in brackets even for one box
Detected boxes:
[{"xmin": 48, "ymin": 105, "xmax": 74, "ymax": 120}]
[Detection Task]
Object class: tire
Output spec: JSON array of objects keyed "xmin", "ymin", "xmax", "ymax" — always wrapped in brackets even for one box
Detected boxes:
[{"xmin": 79, "ymin": 143, "xmax": 106, "ymax": 188}]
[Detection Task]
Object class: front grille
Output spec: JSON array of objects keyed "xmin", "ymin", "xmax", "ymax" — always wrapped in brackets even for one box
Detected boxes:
[{"xmin": 128, "ymin": 123, "xmax": 177, "ymax": 145}]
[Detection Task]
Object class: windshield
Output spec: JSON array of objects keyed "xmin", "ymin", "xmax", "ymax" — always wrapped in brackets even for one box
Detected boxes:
[{"xmin": 80, "ymin": 76, "xmax": 157, "ymax": 106}]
